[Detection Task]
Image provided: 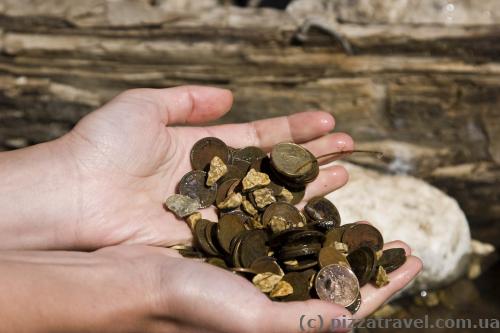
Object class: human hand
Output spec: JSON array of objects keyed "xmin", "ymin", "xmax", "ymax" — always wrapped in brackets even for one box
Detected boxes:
[
  {"xmin": 11, "ymin": 86, "xmax": 353, "ymax": 250},
  {"xmin": 0, "ymin": 242, "xmax": 421, "ymax": 333}
]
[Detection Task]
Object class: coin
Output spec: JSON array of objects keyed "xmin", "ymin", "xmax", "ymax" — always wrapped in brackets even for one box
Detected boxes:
[
  {"xmin": 378, "ymin": 248, "xmax": 406, "ymax": 273},
  {"xmin": 207, "ymin": 257, "xmax": 228, "ymax": 269},
  {"xmin": 250, "ymin": 256, "xmax": 284, "ymax": 276},
  {"xmin": 239, "ymin": 230, "xmax": 269, "ymax": 268},
  {"xmin": 278, "ymin": 243, "xmax": 322, "ymax": 260},
  {"xmin": 278, "ymin": 272, "xmax": 310, "ymax": 301},
  {"xmin": 179, "ymin": 170, "xmax": 217, "ymax": 208},
  {"xmin": 323, "ymin": 227, "xmax": 345, "ymax": 247},
  {"xmin": 194, "ymin": 219, "xmax": 219, "ymax": 257},
  {"xmin": 315, "ymin": 264, "xmax": 360, "ymax": 307},
  {"xmin": 218, "ymin": 165, "xmax": 247, "ymax": 184},
  {"xmin": 217, "ymin": 214, "xmax": 246, "ymax": 254},
  {"xmin": 271, "ymin": 143, "xmax": 314, "ymax": 178},
  {"xmin": 216, "ymin": 178, "xmax": 240, "ymax": 206},
  {"xmin": 205, "ymin": 221, "xmax": 223, "ymax": 256},
  {"xmin": 233, "ymin": 146, "xmax": 267, "ymax": 164},
  {"xmin": 346, "ymin": 292, "xmax": 362, "ymax": 314},
  {"xmin": 190, "ymin": 137, "xmax": 231, "ymax": 171},
  {"xmin": 347, "ymin": 246, "xmax": 377, "ymax": 287},
  {"xmin": 341, "ymin": 223, "xmax": 384, "ymax": 253},
  {"xmin": 318, "ymin": 246, "xmax": 350, "ymax": 269},
  {"xmin": 262, "ymin": 202, "xmax": 303, "ymax": 229},
  {"xmin": 304, "ymin": 197, "xmax": 341, "ymax": 228},
  {"xmin": 284, "ymin": 257, "xmax": 319, "ymax": 272},
  {"xmin": 284, "ymin": 230, "xmax": 325, "ymax": 247}
]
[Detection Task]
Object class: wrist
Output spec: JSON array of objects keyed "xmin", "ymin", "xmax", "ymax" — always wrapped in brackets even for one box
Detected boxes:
[{"xmin": 0, "ymin": 136, "xmax": 80, "ymax": 250}]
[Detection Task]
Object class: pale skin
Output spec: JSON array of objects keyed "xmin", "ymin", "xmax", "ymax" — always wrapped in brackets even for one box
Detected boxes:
[{"xmin": 0, "ymin": 86, "xmax": 422, "ymax": 332}]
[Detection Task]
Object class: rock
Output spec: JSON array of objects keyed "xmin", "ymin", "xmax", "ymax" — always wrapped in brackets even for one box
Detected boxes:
[{"xmin": 325, "ymin": 161, "xmax": 471, "ymax": 293}]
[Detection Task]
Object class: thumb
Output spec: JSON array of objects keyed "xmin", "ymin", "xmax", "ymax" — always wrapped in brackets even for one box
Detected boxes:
[{"xmin": 110, "ymin": 85, "xmax": 234, "ymax": 125}]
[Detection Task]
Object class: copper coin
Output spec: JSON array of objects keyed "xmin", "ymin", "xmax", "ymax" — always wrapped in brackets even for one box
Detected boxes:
[
  {"xmin": 215, "ymin": 178, "xmax": 240, "ymax": 206},
  {"xmin": 194, "ymin": 219, "xmax": 219, "ymax": 256},
  {"xmin": 271, "ymin": 143, "xmax": 315, "ymax": 178},
  {"xmin": 318, "ymin": 246, "xmax": 350, "ymax": 269},
  {"xmin": 205, "ymin": 221, "xmax": 223, "ymax": 256},
  {"xmin": 250, "ymin": 256, "xmax": 283, "ymax": 275},
  {"xmin": 278, "ymin": 243, "xmax": 322, "ymax": 260},
  {"xmin": 179, "ymin": 170, "xmax": 217, "ymax": 208},
  {"xmin": 304, "ymin": 197, "xmax": 341, "ymax": 228},
  {"xmin": 207, "ymin": 257, "xmax": 228, "ymax": 269},
  {"xmin": 284, "ymin": 230, "xmax": 325, "ymax": 246},
  {"xmin": 217, "ymin": 214, "xmax": 246, "ymax": 254},
  {"xmin": 190, "ymin": 137, "xmax": 230, "ymax": 171},
  {"xmin": 239, "ymin": 230, "xmax": 269, "ymax": 268},
  {"xmin": 347, "ymin": 246, "xmax": 377, "ymax": 287},
  {"xmin": 346, "ymin": 292, "xmax": 362, "ymax": 314},
  {"xmin": 378, "ymin": 248, "xmax": 406, "ymax": 273},
  {"xmin": 279, "ymin": 272, "xmax": 310, "ymax": 301},
  {"xmin": 323, "ymin": 227, "xmax": 345, "ymax": 247},
  {"xmin": 268, "ymin": 227, "xmax": 308, "ymax": 248},
  {"xmin": 315, "ymin": 264, "xmax": 360, "ymax": 307},
  {"xmin": 284, "ymin": 257, "xmax": 319, "ymax": 272},
  {"xmin": 233, "ymin": 146, "xmax": 266, "ymax": 164},
  {"xmin": 262, "ymin": 202, "xmax": 303, "ymax": 228},
  {"xmin": 289, "ymin": 186, "xmax": 306, "ymax": 204},
  {"xmin": 341, "ymin": 224, "xmax": 384, "ymax": 253}
]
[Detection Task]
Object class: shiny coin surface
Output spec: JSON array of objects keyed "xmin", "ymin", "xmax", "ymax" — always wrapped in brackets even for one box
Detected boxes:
[
  {"xmin": 190, "ymin": 137, "xmax": 231, "ymax": 171},
  {"xmin": 262, "ymin": 202, "xmax": 304, "ymax": 229},
  {"xmin": 284, "ymin": 257, "xmax": 318, "ymax": 272},
  {"xmin": 378, "ymin": 248, "xmax": 406, "ymax": 273},
  {"xmin": 346, "ymin": 292, "xmax": 362, "ymax": 314},
  {"xmin": 341, "ymin": 223, "xmax": 384, "ymax": 253},
  {"xmin": 217, "ymin": 214, "xmax": 246, "ymax": 254},
  {"xmin": 318, "ymin": 246, "xmax": 350, "ymax": 269},
  {"xmin": 271, "ymin": 143, "xmax": 315, "ymax": 178},
  {"xmin": 315, "ymin": 264, "xmax": 360, "ymax": 307},
  {"xmin": 304, "ymin": 197, "xmax": 341, "ymax": 228},
  {"xmin": 347, "ymin": 246, "xmax": 377, "ymax": 287},
  {"xmin": 179, "ymin": 170, "xmax": 217, "ymax": 208},
  {"xmin": 323, "ymin": 227, "xmax": 345, "ymax": 248}
]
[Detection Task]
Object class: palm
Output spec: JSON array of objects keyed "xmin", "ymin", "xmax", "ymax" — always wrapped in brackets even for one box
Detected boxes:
[{"xmin": 64, "ymin": 86, "xmax": 352, "ymax": 249}]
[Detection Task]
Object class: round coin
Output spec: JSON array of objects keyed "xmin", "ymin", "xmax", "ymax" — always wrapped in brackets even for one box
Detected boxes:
[
  {"xmin": 347, "ymin": 246, "xmax": 377, "ymax": 287},
  {"xmin": 250, "ymin": 256, "xmax": 283, "ymax": 275},
  {"xmin": 341, "ymin": 224, "xmax": 384, "ymax": 253},
  {"xmin": 262, "ymin": 202, "xmax": 303, "ymax": 229},
  {"xmin": 217, "ymin": 214, "xmax": 246, "ymax": 254},
  {"xmin": 304, "ymin": 197, "xmax": 341, "ymax": 228},
  {"xmin": 378, "ymin": 248, "xmax": 407, "ymax": 273},
  {"xmin": 190, "ymin": 137, "xmax": 231, "ymax": 171},
  {"xmin": 346, "ymin": 292, "xmax": 362, "ymax": 314},
  {"xmin": 323, "ymin": 227, "xmax": 345, "ymax": 248},
  {"xmin": 239, "ymin": 230, "xmax": 269, "ymax": 268},
  {"xmin": 318, "ymin": 246, "xmax": 350, "ymax": 269},
  {"xmin": 271, "ymin": 143, "xmax": 315, "ymax": 178},
  {"xmin": 233, "ymin": 146, "xmax": 267, "ymax": 164},
  {"xmin": 194, "ymin": 219, "xmax": 219, "ymax": 257},
  {"xmin": 179, "ymin": 170, "xmax": 217, "ymax": 208},
  {"xmin": 216, "ymin": 178, "xmax": 240, "ymax": 206},
  {"xmin": 315, "ymin": 264, "xmax": 360, "ymax": 307},
  {"xmin": 279, "ymin": 272, "xmax": 310, "ymax": 301}
]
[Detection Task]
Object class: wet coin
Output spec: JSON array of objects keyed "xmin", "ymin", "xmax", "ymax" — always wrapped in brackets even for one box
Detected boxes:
[
  {"xmin": 347, "ymin": 246, "xmax": 377, "ymax": 287},
  {"xmin": 179, "ymin": 170, "xmax": 217, "ymax": 208},
  {"xmin": 341, "ymin": 224, "xmax": 384, "ymax": 253},
  {"xmin": 378, "ymin": 248, "xmax": 406, "ymax": 273},
  {"xmin": 278, "ymin": 272, "xmax": 310, "ymax": 301},
  {"xmin": 271, "ymin": 143, "xmax": 315, "ymax": 178},
  {"xmin": 284, "ymin": 257, "xmax": 318, "ymax": 272},
  {"xmin": 190, "ymin": 137, "xmax": 231, "ymax": 171},
  {"xmin": 268, "ymin": 227, "xmax": 309, "ymax": 248},
  {"xmin": 284, "ymin": 230, "xmax": 325, "ymax": 246},
  {"xmin": 194, "ymin": 219, "xmax": 219, "ymax": 257},
  {"xmin": 278, "ymin": 243, "xmax": 322, "ymax": 260},
  {"xmin": 216, "ymin": 178, "xmax": 240, "ymax": 206},
  {"xmin": 262, "ymin": 202, "xmax": 304, "ymax": 229},
  {"xmin": 318, "ymin": 246, "xmax": 350, "ymax": 269},
  {"xmin": 304, "ymin": 197, "xmax": 341, "ymax": 228},
  {"xmin": 315, "ymin": 264, "xmax": 360, "ymax": 307},
  {"xmin": 217, "ymin": 214, "xmax": 246, "ymax": 254},
  {"xmin": 250, "ymin": 256, "xmax": 284, "ymax": 276},
  {"xmin": 239, "ymin": 230, "xmax": 269, "ymax": 268},
  {"xmin": 323, "ymin": 227, "xmax": 345, "ymax": 248},
  {"xmin": 233, "ymin": 146, "xmax": 267, "ymax": 164}
]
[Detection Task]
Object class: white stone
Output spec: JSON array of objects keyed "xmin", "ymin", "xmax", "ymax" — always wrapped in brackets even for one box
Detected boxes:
[{"xmin": 325, "ymin": 161, "xmax": 471, "ymax": 293}]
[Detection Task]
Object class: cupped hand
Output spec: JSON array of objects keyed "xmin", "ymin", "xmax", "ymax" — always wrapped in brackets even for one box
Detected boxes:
[
  {"xmin": 0, "ymin": 242, "xmax": 420, "ymax": 333},
  {"xmin": 57, "ymin": 86, "xmax": 353, "ymax": 249}
]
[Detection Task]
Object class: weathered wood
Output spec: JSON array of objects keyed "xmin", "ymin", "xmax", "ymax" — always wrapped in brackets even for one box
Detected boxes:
[{"xmin": 0, "ymin": 0, "xmax": 499, "ymax": 228}]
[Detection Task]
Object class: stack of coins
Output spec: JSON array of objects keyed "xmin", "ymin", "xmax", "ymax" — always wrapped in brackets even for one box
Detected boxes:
[{"xmin": 165, "ymin": 137, "xmax": 406, "ymax": 313}]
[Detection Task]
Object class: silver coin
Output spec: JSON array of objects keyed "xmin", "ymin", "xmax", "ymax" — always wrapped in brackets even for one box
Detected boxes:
[{"xmin": 315, "ymin": 264, "xmax": 360, "ymax": 307}]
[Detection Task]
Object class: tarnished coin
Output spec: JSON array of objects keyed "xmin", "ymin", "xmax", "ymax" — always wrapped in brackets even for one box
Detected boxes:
[
  {"xmin": 268, "ymin": 228, "xmax": 309, "ymax": 248},
  {"xmin": 217, "ymin": 214, "xmax": 246, "ymax": 254},
  {"xmin": 207, "ymin": 257, "xmax": 228, "ymax": 269},
  {"xmin": 279, "ymin": 243, "xmax": 322, "ymax": 260},
  {"xmin": 278, "ymin": 272, "xmax": 310, "ymax": 301},
  {"xmin": 194, "ymin": 219, "xmax": 219, "ymax": 257},
  {"xmin": 179, "ymin": 170, "xmax": 217, "ymax": 208},
  {"xmin": 271, "ymin": 143, "xmax": 315, "ymax": 178},
  {"xmin": 233, "ymin": 146, "xmax": 267, "ymax": 164},
  {"xmin": 262, "ymin": 202, "xmax": 304, "ymax": 229},
  {"xmin": 318, "ymin": 246, "xmax": 350, "ymax": 269},
  {"xmin": 218, "ymin": 165, "xmax": 248, "ymax": 184},
  {"xmin": 250, "ymin": 256, "xmax": 284, "ymax": 276},
  {"xmin": 347, "ymin": 246, "xmax": 377, "ymax": 287},
  {"xmin": 378, "ymin": 248, "xmax": 406, "ymax": 273},
  {"xmin": 239, "ymin": 230, "xmax": 269, "ymax": 268},
  {"xmin": 315, "ymin": 264, "xmax": 360, "ymax": 307},
  {"xmin": 205, "ymin": 221, "xmax": 223, "ymax": 256},
  {"xmin": 304, "ymin": 197, "xmax": 341, "ymax": 228},
  {"xmin": 323, "ymin": 227, "xmax": 345, "ymax": 247},
  {"xmin": 284, "ymin": 230, "xmax": 325, "ymax": 247},
  {"xmin": 284, "ymin": 257, "xmax": 318, "ymax": 272},
  {"xmin": 216, "ymin": 178, "xmax": 240, "ymax": 206},
  {"xmin": 190, "ymin": 137, "xmax": 230, "ymax": 171},
  {"xmin": 341, "ymin": 224, "xmax": 384, "ymax": 253}
]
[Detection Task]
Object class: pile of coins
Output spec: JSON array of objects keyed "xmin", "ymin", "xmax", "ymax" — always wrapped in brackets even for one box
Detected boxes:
[{"xmin": 165, "ymin": 137, "xmax": 406, "ymax": 313}]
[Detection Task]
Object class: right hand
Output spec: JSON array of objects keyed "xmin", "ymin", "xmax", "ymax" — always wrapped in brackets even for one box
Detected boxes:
[{"xmin": 0, "ymin": 243, "xmax": 421, "ymax": 333}]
